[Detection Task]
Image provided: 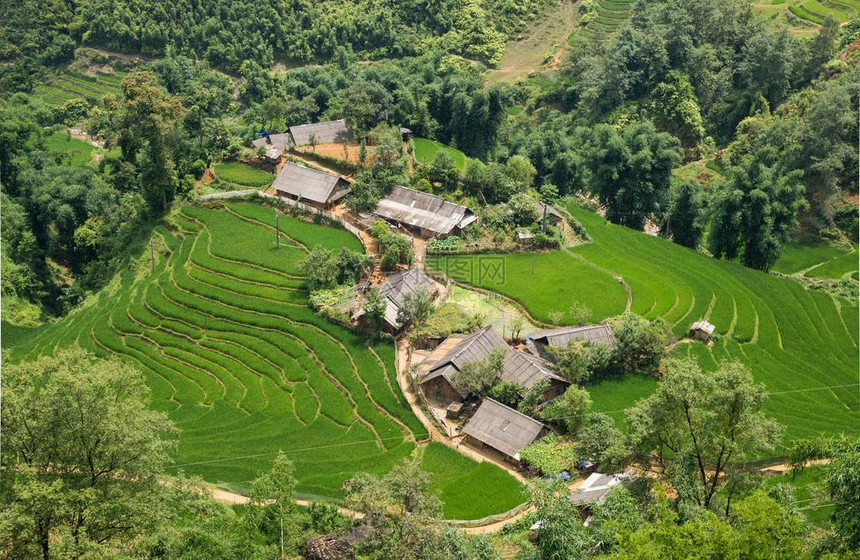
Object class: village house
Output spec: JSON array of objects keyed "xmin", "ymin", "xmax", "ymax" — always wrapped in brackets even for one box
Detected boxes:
[
  {"xmin": 356, "ymin": 268, "xmax": 439, "ymax": 332},
  {"xmin": 272, "ymin": 162, "xmax": 352, "ymax": 209},
  {"xmin": 419, "ymin": 325, "xmax": 569, "ymax": 405},
  {"xmin": 689, "ymin": 320, "xmax": 715, "ymax": 342},
  {"xmin": 526, "ymin": 324, "xmax": 616, "ymax": 360},
  {"xmin": 374, "ymin": 186, "xmax": 477, "ymax": 239},
  {"xmin": 460, "ymin": 398, "xmax": 549, "ymax": 463},
  {"xmin": 252, "ymin": 131, "xmax": 293, "ymax": 152},
  {"xmin": 289, "ymin": 119, "xmax": 352, "ymax": 146}
]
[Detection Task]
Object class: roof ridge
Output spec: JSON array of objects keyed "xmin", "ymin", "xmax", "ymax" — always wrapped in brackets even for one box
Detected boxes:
[
  {"xmin": 393, "ymin": 185, "xmax": 467, "ymax": 207},
  {"xmin": 483, "ymin": 397, "xmax": 545, "ymax": 426}
]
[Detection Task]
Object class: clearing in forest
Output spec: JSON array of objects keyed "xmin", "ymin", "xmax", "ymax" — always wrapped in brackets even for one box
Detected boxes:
[
  {"xmin": 429, "ymin": 206, "xmax": 860, "ymax": 443},
  {"xmin": 488, "ymin": 0, "xmax": 577, "ymax": 84}
]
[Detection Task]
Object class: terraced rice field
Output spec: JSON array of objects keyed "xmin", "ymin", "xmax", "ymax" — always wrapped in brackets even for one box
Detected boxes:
[
  {"xmin": 35, "ymin": 72, "xmax": 126, "ymax": 106},
  {"xmin": 5, "ymin": 202, "xmax": 427, "ymax": 502},
  {"xmin": 570, "ymin": 0, "xmax": 635, "ymax": 46},
  {"xmin": 773, "ymin": 238, "xmax": 857, "ymax": 279},
  {"xmin": 429, "ymin": 207, "xmax": 859, "ymax": 443},
  {"xmin": 787, "ymin": 0, "xmax": 858, "ymax": 25}
]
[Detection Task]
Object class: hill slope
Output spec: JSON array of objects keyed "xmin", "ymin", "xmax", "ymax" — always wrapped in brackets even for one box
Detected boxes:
[{"xmin": 429, "ymin": 207, "xmax": 859, "ymax": 442}]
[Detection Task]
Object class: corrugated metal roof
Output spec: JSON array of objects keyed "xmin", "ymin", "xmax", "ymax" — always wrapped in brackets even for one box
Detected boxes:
[
  {"xmin": 289, "ymin": 119, "xmax": 352, "ymax": 146},
  {"xmin": 461, "ymin": 398, "xmax": 546, "ymax": 459},
  {"xmin": 252, "ymin": 133, "xmax": 292, "ymax": 150},
  {"xmin": 272, "ymin": 162, "xmax": 351, "ymax": 204},
  {"xmin": 419, "ymin": 326, "xmax": 567, "ymax": 393},
  {"xmin": 378, "ymin": 268, "xmax": 437, "ymax": 329},
  {"xmin": 570, "ymin": 471, "xmax": 630, "ymax": 505},
  {"xmin": 529, "ymin": 325, "xmax": 616, "ymax": 348},
  {"xmin": 374, "ymin": 186, "xmax": 475, "ymax": 236}
]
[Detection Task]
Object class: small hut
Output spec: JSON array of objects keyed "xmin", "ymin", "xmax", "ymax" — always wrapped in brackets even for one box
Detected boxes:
[{"xmin": 689, "ymin": 320, "xmax": 715, "ymax": 342}]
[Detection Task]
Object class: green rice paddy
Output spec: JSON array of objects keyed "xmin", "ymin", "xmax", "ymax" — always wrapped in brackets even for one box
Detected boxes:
[
  {"xmin": 420, "ymin": 442, "xmax": 526, "ymax": 520},
  {"xmin": 429, "ymin": 207, "xmax": 859, "ymax": 443}
]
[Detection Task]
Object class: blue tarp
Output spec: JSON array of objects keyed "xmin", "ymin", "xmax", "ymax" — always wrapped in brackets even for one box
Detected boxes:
[{"xmin": 257, "ymin": 129, "xmax": 270, "ymax": 138}]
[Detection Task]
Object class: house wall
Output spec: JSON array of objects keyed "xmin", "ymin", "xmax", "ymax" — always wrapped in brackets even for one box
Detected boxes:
[
  {"xmin": 543, "ymin": 380, "xmax": 569, "ymax": 403},
  {"xmin": 421, "ymin": 376, "xmax": 462, "ymax": 405}
]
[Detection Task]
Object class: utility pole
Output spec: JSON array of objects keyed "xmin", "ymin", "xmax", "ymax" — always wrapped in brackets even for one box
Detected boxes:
[
  {"xmin": 542, "ymin": 203, "xmax": 547, "ymax": 234},
  {"xmin": 150, "ymin": 238, "xmax": 155, "ymax": 273},
  {"xmin": 276, "ymin": 212, "xmax": 280, "ymax": 248}
]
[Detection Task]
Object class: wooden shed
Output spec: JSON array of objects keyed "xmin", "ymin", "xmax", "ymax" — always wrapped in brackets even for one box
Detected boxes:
[{"xmin": 689, "ymin": 320, "xmax": 715, "ymax": 342}]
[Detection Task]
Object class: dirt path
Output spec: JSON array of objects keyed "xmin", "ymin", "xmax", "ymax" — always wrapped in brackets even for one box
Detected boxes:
[{"xmin": 488, "ymin": 0, "xmax": 576, "ymax": 84}]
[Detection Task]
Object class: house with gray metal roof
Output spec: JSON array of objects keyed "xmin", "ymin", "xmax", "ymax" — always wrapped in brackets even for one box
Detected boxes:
[
  {"xmin": 526, "ymin": 324, "xmax": 616, "ymax": 360},
  {"xmin": 461, "ymin": 398, "xmax": 548, "ymax": 461},
  {"xmin": 374, "ymin": 186, "xmax": 477, "ymax": 238},
  {"xmin": 420, "ymin": 326, "xmax": 568, "ymax": 405},
  {"xmin": 289, "ymin": 119, "xmax": 352, "ymax": 146},
  {"xmin": 272, "ymin": 162, "xmax": 352, "ymax": 208}
]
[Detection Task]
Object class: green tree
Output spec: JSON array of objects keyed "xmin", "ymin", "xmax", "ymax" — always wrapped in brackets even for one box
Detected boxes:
[
  {"xmin": 363, "ymin": 287, "xmax": 387, "ymax": 331},
  {"xmin": 665, "ymin": 179, "xmax": 706, "ymax": 249},
  {"xmin": 541, "ymin": 385, "xmax": 593, "ymax": 435},
  {"xmin": 576, "ymin": 413, "xmax": 631, "ymax": 472},
  {"xmin": 611, "ymin": 313, "xmax": 668, "ymax": 373},
  {"xmin": 708, "ymin": 149, "xmax": 807, "ymax": 270},
  {"xmin": 582, "ymin": 123, "xmax": 682, "ymax": 230},
  {"xmin": 651, "ymin": 71, "xmax": 706, "ymax": 155},
  {"xmin": 508, "ymin": 192, "xmax": 540, "ymax": 226},
  {"xmin": 396, "ymin": 289, "xmax": 436, "ymax": 327},
  {"xmin": 299, "ymin": 246, "xmax": 338, "ymax": 290},
  {"xmin": 451, "ymin": 348, "xmax": 505, "ymax": 396},
  {"xmin": 246, "ymin": 452, "xmax": 299, "ymax": 559},
  {"xmin": 117, "ymin": 71, "xmax": 185, "ymax": 211},
  {"xmin": 337, "ymin": 81, "xmax": 394, "ymax": 136},
  {"xmin": 0, "ymin": 349, "xmax": 177, "ymax": 560},
  {"xmin": 345, "ymin": 458, "xmax": 449, "ymax": 560},
  {"xmin": 528, "ymin": 478, "xmax": 595, "ymax": 560},
  {"xmin": 626, "ymin": 359, "xmax": 783, "ymax": 513}
]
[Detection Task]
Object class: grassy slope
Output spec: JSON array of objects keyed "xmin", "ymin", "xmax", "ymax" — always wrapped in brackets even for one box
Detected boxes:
[
  {"xmin": 430, "ymin": 207, "xmax": 859, "ymax": 442},
  {"xmin": 212, "ymin": 162, "xmax": 275, "ymax": 188},
  {"xmin": 413, "ymin": 138, "xmax": 469, "ymax": 170},
  {"xmin": 772, "ymin": 239, "xmax": 850, "ymax": 275},
  {"xmin": 420, "ymin": 442, "xmax": 526, "ymax": 520},
  {"xmin": 806, "ymin": 250, "xmax": 859, "ymax": 279},
  {"xmin": 3, "ymin": 202, "xmax": 521, "ymax": 519}
]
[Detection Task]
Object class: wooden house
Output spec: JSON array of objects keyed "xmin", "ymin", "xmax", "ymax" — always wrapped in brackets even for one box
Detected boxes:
[
  {"xmin": 461, "ymin": 398, "xmax": 549, "ymax": 463},
  {"xmin": 526, "ymin": 324, "xmax": 616, "ymax": 360},
  {"xmin": 419, "ymin": 326, "xmax": 569, "ymax": 405},
  {"xmin": 289, "ymin": 119, "xmax": 352, "ymax": 146},
  {"xmin": 374, "ymin": 186, "xmax": 477, "ymax": 239},
  {"xmin": 272, "ymin": 162, "xmax": 351, "ymax": 209},
  {"xmin": 356, "ymin": 268, "xmax": 439, "ymax": 332}
]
